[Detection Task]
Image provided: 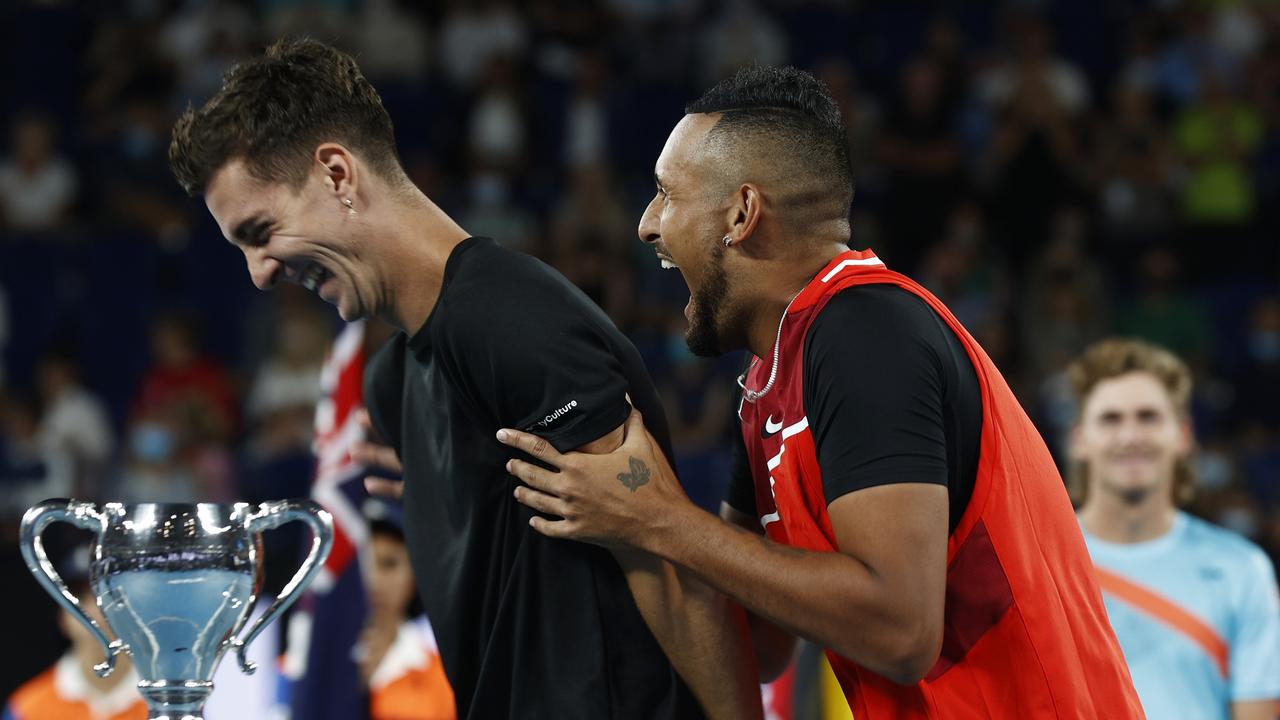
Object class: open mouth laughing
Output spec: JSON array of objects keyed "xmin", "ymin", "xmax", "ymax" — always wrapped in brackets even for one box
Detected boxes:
[{"xmin": 298, "ymin": 262, "xmax": 332, "ymax": 292}]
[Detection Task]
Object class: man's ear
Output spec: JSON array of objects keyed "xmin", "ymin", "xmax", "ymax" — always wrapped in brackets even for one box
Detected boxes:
[
  {"xmin": 316, "ymin": 143, "xmax": 359, "ymax": 200},
  {"xmin": 1176, "ymin": 418, "xmax": 1194, "ymax": 458},
  {"xmin": 723, "ymin": 183, "xmax": 763, "ymax": 247}
]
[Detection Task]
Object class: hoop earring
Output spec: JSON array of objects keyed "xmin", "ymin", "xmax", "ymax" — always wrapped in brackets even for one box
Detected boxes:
[
  {"xmin": 722, "ymin": 235, "xmax": 732, "ymax": 247},
  {"xmin": 343, "ymin": 197, "xmax": 357, "ymax": 216}
]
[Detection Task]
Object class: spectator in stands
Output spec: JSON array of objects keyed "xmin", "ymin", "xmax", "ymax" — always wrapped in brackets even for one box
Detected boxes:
[
  {"xmin": 1022, "ymin": 206, "xmax": 1108, "ymax": 384},
  {"xmin": 549, "ymin": 163, "xmax": 635, "ymax": 325},
  {"xmin": 0, "ymin": 112, "xmax": 78, "ymax": 234},
  {"xmin": 460, "ymin": 56, "xmax": 538, "ymax": 254},
  {"xmin": 1173, "ymin": 67, "xmax": 1264, "ymax": 266},
  {"xmin": 979, "ymin": 16, "xmax": 1088, "ymax": 267},
  {"xmin": 1115, "ymin": 246, "xmax": 1212, "ymax": 372},
  {"xmin": 352, "ymin": 0, "xmax": 430, "ymax": 86},
  {"xmin": 106, "ymin": 87, "xmax": 191, "ymax": 243},
  {"xmin": 562, "ymin": 51, "xmax": 614, "ymax": 171},
  {"xmin": 0, "ymin": 390, "xmax": 71, "ymax": 520},
  {"xmin": 117, "ymin": 410, "xmax": 197, "ymax": 504},
  {"xmin": 697, "ymin": 0, "xmax": 788, "ymax": 86},
  {"xmin": 128, "ymin": 312, "xmax": 238, "ymax": 503},
  {"xmin": 1157, "ymin": 6, "xmax": 1242, "ymax": 109},
  {"xmin": 134, "ymin": 312, "xmax": 237, "ymax": 446},
  {"xmin": 877, "ymin": 56, "xmax": 963, "ymax": 273},
  {"xmin": 438, "ymin": 0, "xmax": 528, "ymax": 89},
  {"xmin": 35, "ymin": 350, "xmax": 114, "ymax": 500},
  {"xmin": 245, "ymin": 308, "xmax": 329, "ymax": 460},
  {"xmin": 1233, "ymin": 296, "xmax": 1280, "ymax": 432},
  {"xmin": 261, "ymin": 0, "xmax": 351, "ymax": 41},
  {"xmin": 917, "ymin": 200, "xmax": 1011, "ymax": 337},
  {"xmin": 977, "ymin": 13, "xmax": 1090, "ymax": 116},
  {"xmin": 816, "ymin": 57, "xmax": 881, "ymax": 198},
  {"xmin": 1097, "ymin": 83, "xmax": 1176, "ymax": 245},
  {"xmin": 157, "ymin": 0, "xmax": 254, "ymax": 105}
]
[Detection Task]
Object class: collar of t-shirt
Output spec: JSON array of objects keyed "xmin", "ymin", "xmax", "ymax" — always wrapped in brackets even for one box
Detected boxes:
[{"xmin": 1080, "ymin": 511, "xmax": 1190, "ymax": 560}]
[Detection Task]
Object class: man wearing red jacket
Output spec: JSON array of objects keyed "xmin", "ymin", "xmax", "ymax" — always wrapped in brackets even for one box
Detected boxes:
[{"xmin": 498, "ymin": 65, "xmax": 1144, "ymax": 718}]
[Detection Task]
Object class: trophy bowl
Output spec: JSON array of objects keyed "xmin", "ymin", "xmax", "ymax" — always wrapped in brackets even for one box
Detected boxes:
[{"xmin": 20, "ymin": 500, "xmax": 333, "ymax": 720}]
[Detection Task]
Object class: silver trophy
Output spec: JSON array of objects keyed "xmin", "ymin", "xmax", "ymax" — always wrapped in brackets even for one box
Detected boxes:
[{"xmin": 20, "ymin": 499, "xmax": 334, "ymax": 720}]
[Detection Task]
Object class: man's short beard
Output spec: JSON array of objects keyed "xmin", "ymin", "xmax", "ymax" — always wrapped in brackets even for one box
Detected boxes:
[
  {"xmin": 1098, "ymin": 474, "xmax": 1162, "ymax": 506},
  {"xmin": 1113, "ymin": 485, "xmax": 1154, "ymax": 506},
  {"xmin": 685, "ymin": 242, "xmax": 729, "ymax": 357}
]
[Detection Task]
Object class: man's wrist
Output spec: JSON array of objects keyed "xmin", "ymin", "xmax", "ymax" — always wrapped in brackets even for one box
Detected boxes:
[{"xmin": 640, "ymin": 495, "xmax": 705, "ymax": 561}]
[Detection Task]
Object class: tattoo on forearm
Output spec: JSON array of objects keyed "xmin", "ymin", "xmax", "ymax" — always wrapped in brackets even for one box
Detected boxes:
[{"xmin": 617, "ymin": 457, "xmax": 650, "ymax": 492}]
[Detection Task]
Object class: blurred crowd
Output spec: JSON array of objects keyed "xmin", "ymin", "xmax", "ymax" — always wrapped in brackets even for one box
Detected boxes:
[{"xmin": 1, "ymin": 0, "xmax": 1279, "ymax": 697}]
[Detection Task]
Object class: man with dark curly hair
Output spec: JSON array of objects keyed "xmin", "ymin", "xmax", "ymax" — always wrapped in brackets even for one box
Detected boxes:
[{"xmin": 170, "ymin": 38, "xmax": 758, "ymax": 720}]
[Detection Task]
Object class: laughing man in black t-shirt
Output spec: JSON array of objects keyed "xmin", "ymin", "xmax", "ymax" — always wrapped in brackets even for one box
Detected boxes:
[{"xmin": 168, "ymin": 39, "xmax": 759, "ymax": 720}]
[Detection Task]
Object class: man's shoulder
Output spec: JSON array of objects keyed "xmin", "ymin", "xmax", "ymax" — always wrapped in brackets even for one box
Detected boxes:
[
  {"xmin": 445, "ymin": 244, "xmax": 577, "ymax": 314},
  {"xmin": 833, "ymin": 281, "xmax": 938, "ymax": 320},
  {"xmin": 809, "ymin": 283, "xmax": 940, "ymax": 342},
  {"xmin": 803, "ymin": 283, "xmax": 950, "ymax": 378},
  {"xmin": 1182, "ymin": 514, "xmax": 1268, "ymax": 559},
  {"xmin": 447, "ymin": 239, "xmax": 564, "ymax": 299},
  {"xmin": 1176, "ymin": 516, "xmax": 1280, "ymax": 613},
  {"xmin": 441, "ymin": 244, "xmax": 614, "ymax": 346}
]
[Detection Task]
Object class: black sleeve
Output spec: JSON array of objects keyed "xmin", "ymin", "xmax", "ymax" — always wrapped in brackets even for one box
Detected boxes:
[
  {"xmin": 803, "ymin": 287, "xmax": 951, "ymax": 506},
  {"xmin": 723, "ymin": 409, "xmax": 757, "ymax": 517},
  {"xmin": 443, "ymin": 288, "xmax": 630, "ymax": 454}
]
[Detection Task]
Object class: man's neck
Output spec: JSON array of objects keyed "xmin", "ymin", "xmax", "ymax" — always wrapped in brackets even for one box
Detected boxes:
[
  {"xmin": 1079, "ymin": 493, "xmax": 1178, "ymax": 544},
  {"xmin": 376, "ymin": 191, "xmax": 470, "ymax": 334},
  {"xmin": 744, "ymin": 242, "xmax": 849, "ymax": 359}
]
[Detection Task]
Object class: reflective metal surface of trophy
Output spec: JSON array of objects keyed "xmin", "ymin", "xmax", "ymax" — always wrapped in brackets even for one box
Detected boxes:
[{"xmin": 20, "ymin": 500, "xmax": 334, "ymax": 720}]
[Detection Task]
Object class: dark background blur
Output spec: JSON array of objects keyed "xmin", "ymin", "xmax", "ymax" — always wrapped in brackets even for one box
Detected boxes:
[{"xmin": 1, "ymin": 0, "xmax": 1278, "ymax": 698}]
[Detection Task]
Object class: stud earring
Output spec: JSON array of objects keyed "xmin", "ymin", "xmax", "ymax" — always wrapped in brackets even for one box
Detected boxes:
[
  {"xmin": 722, "ymin": 235, "xmax": 732, "ymax": 247},
  {"xmin": 343, "ymin": 197, "xmax": 357, "ymax": 216}
]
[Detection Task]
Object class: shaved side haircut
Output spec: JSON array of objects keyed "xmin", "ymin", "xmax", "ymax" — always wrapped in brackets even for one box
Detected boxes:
[{"xmin": 686, "ymin": 65, "xmax": 855, "ymax": 228}]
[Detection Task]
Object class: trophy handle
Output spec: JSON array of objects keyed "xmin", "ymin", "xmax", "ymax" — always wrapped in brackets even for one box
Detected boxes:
[
  {"xmin": 232, "ymin": 499, "xmax": 334, "ymax": 674},
  {"xmin": 18, "ymin": 500, "xmax": 123, "ymax": 677}
]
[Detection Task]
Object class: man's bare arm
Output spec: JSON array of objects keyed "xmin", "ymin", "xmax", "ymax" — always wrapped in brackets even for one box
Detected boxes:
[
  {"xmin": 580, "ymin": 424, "xmax": 762, "ymax": 720},
  {"xmin": 1231, "ymin": 699, "xmax": 1279, "ymax": 720},
  {"xmin": 500, "ymin": 409, "xmax": 949, "ymax": 684},
  {"xmin": 720, "ymin": 502, "xmax": 798, "ymax": 682},
  {"xmin": 359, "ymin": 409, "xmax": 762, "ymax": 717}
]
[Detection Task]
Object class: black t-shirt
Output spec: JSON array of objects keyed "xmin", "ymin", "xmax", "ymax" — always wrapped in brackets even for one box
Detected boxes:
[
  {"xmin": 364, "ymin": 238, "xmax": 702, "ymax": 719},
  {"xmin": 727, "ymin": 284, "xmax": 982, "ymax": 531}
]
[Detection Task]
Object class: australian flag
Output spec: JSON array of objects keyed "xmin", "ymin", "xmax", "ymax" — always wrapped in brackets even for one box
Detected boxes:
[{"xmin": 283, "ymin": 320, "xmax": 371, "ymax": 720}]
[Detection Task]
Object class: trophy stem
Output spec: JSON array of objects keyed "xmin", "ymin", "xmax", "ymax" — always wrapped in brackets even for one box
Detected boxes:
[{"xmin": 138, "ymin": 680, "xmax": 211, "ymax": 720}]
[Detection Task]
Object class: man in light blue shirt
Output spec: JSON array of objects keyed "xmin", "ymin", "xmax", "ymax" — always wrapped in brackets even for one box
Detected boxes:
[{"xmin": 1069, "ymin": 338, "xmax": 1280, "ymax": 720}]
